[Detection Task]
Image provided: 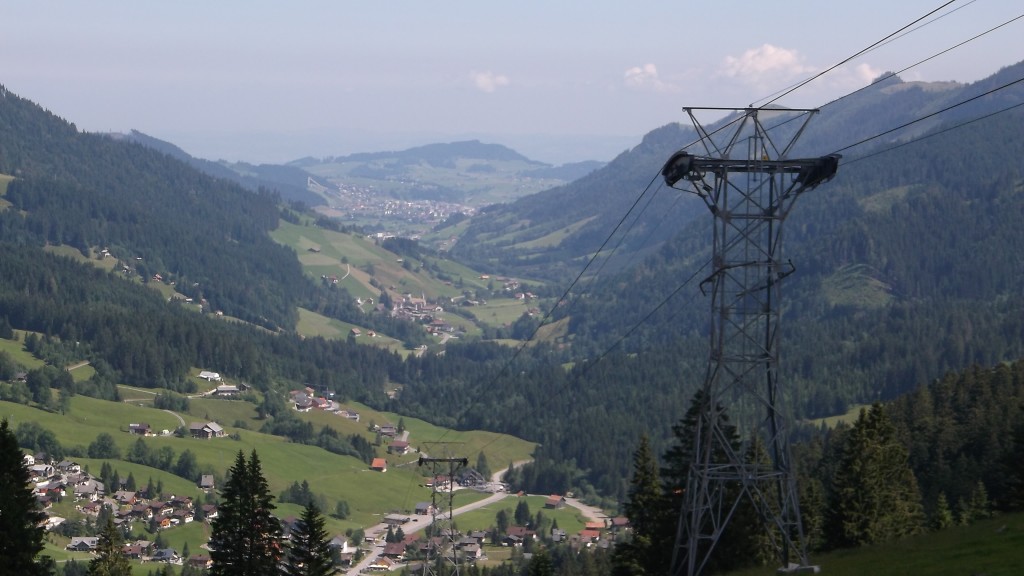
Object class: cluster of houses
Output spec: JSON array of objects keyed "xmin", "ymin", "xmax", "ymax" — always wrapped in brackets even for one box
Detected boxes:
[
  {"xmin": 368, "ymin": 526, "xmax": 491, "ymax": 569},
  {"xmin": 366, "ymin": 511, "xmax": 629, "ymax": 569},
  {"xmin": 289, "ymin": 387, "xmax": 365, "ymax": 427},
  {"xmin": 22, "ymin": 453, "xmax": 217, "ymax": 566},
  {"xmin": 543, "ymin": 495, "xmax": 630, "ymax": 549},
  {"xmin": 367, "ymin": 422, "xmax": 415, "ymax": 473},
  {"xmin": 390, "ymin": 294, "xmax": 458, "ymax": 337},
  {"xmin": 127, "ymin": 421, "xmax": 227, "ymax": 440},
  {"xmin": 290, "ymin": 388, "xmax": 335, "ymax": 412}
]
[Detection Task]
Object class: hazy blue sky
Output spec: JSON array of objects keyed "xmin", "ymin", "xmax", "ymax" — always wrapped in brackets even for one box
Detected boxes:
[{"xmin": 2, "ymin": 1, "xmax": 1020, "ymax": 164}]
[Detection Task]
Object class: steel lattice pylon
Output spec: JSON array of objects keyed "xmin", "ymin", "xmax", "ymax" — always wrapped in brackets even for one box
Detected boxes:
[
  {"xmin": 662, "ymin": 108, "xmax": 839, "ymax": 576},
  {"xmin": 419, "ymin": 453, "xmax": 468, "ymax": 576}
]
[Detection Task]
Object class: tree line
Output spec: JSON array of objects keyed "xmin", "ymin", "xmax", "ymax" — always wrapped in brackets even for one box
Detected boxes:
[{"xmin": 612, "ymin": 358, "xmax": 1024, "ymax": 574}]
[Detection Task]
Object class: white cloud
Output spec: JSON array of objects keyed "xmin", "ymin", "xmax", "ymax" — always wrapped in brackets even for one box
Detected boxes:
[
  {"xmin": 720, "ymin": 44, "xmax": 814, "ymax": 86},
  {"xmin": 472, "ymin": 71, "xmax": 510, "ymax": 93},
  {"xmin": 854, "ymin": 62, "xmax": 884, "ymax": 84},
  {"xmin": 624, "ymin": 63, "xmax": 667, "ymax": 91}
]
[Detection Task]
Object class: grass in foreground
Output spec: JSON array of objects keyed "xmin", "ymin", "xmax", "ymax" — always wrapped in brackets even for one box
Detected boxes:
[{"xmin": 729, "ymin": 511, "xmax": 1024, "ymax": 576}]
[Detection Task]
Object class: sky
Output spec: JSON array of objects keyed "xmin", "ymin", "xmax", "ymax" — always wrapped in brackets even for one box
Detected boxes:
[{"xmin": 2, "ymin": 1, "xmax": 1021, "ymax": 165}]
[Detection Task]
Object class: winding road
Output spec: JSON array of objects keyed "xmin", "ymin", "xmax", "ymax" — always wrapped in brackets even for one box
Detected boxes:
[{"xmin": 118, "ymin": 385, "xmax": 186, "ymax": 428}]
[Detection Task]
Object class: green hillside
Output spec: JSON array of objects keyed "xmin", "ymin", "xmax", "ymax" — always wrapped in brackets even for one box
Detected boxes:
[
  {"xmin": 728, "ymin": 512, "xmax": 1024, "ymax": 576},
  {"xmin": 271, "ymin": 219, "xmax": 546, "ymax": 345},
  {"xmin": 298, "ymin": 140, "xmax": 573, "ymax": 207},
  {"xmin": 3, "ymin": 390, "xmax": 533, "ymax": 530}
]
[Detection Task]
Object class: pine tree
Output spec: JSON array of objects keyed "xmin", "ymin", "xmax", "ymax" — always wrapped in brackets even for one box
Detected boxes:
[
  {"xmin": 958, "ymin": 481, "xmax": 992, "ymax": 525},
  {"xmin": 827, "ymin": 404, "xmax": 925, "ymax": 547},
  {"xmin": 209, "ymin": 450, "xmax": 283, "ymax": 576},
  {"xmin": 527, "ymin": 548, "xmax": 554, "ymax": 576},
  {"xmin": 514, "ymin": 499, "xmax": 531, "ymax": 527},
  {"xmin": 475, "ymin": 451, "xmax": 492, "ymax": 480},
  {"xmin": 88, "ymin": 517, "xmax": 132, "ymax": 576},
  {"xmin": 658, "ymin": 390, "xmax": 749, "ymax": 573},
  {"xmin": 284, "ymin": 502, "xmax": 334, "ymax": 576},
  {"xmin": 612, "ymin": 434, "xmax": 663, "ymax": 576},
  {"xmin": 930, "ymin": 492, "xmax": 955, "ymax": 531},
  {"xmin": 0, "ymin": 418, "xmax": 49, "ymax": 576}
]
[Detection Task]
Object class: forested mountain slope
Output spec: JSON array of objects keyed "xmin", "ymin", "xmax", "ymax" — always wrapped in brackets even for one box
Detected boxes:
[
  {"xmin": 0, "ymin": 85, "xmax": 310, "ymax": 330},
  {"xmin": 546, "ymin": 63, "xmax": 1024, "ymax": 418},
  {"xmin": 389, "ymin": 63, "xmax": 1024, "ymax": 500},
  {"xmin": 2, "ymin": 61, "xmax": 1023, "ymax": 509},
  {"xmin": 115, "ymin": 129, "xmax": 323, "ymax": 207},
  {"xmin": 450, "ymin": 123, "xmax": 707, "ymax": 281},
  {"xmin": 451, "ymin": 62, "xmax": 1024, "ymax": 285}
]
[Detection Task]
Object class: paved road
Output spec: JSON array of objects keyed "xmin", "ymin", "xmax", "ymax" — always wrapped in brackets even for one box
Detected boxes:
[
  {"xmin": 347, "ymin": 461, "xmax": 531, "ymax": 573},
  {"xmin": 563, "ymin": 497, "xmax": 606, "ymax": 524},
  {"xmin": 117, "ymin": 385, "xmax": 186, "ymax": 428},
  {"xmin": 163, "ymin": 409, "xmax": 185, "ymax": 428}
]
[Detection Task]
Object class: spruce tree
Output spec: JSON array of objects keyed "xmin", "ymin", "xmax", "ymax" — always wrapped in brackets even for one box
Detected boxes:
[
  {"xmin": 0, "ymin": 418, "xmax": 48, "ymax": 576},
  {"xmin": 88, "ymin": 517, "xmax": 132, "ymax": 576},
  {"xmin": 931, "ymin": 492, "xmax": 955, "ymax": 531},
  {"xmin": 827, "ymin": 404, "xmax": 924, "ymax": 547},
  {"xmin": 475, "ymin": 451, "xmax": 492, "ymax": 480},
  {"xmin": 612, "ymin": 434, "xmax": 663, "ymax": 576},
  {"xmin": 527, "ymin": 548, "xmax": 554, "ymax": 576},
  {"xmin": 284, "ymin": 502, "xmax": 334, "ymax": 576},
  {"xmin": 514, "ymin": 499, "xmax": 531, "ymax": 526},
  {"xmin": 209, "ymin": 450, "xmax": 283, "ymax": 576},
  {"xmin": 658, "ymin": 390, "xmax": 749, "ymax": 574}
]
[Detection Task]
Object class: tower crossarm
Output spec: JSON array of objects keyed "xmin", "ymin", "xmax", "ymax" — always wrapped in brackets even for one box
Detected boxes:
[{"xmin": 661, "ymin": 152, "xmax": 840, "ymax": 192}]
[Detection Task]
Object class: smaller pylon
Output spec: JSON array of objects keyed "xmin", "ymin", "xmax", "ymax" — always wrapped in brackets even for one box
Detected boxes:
[{"xmin": 419, "ymin": 450, "xmax": 469, "ymax": 576}]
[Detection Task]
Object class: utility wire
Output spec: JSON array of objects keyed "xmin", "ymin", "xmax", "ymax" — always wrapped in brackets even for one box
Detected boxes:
[
  {"xmin": 842, "ymin": 100, "xmax": 1024, "ymax": 166},
  {"xmin": 763, "ymin": 11, "xmax": 1024, "ymax": 135},
  {"xmin": 832, "ymin": 75, "xmax": 1024, "ymax": 155},
  {"xmin": 567, "ymin": 40, "xmax": 1024, "ymax": 385},
  {"xmin": 575, "ymin": 255, "xmax": 711, "ymax": 380},
  {"xmin": 433, "ymin": 168, "xmax": 664, "ymax": 441},
  {"xmin": 754, "ymin": 0, "xmax": 977, "ymax": 108},
  {"xmin": 433, "ymin": 3, "xmax": 1021, "ymax": 459},
  {"xmin": 756, "ymin": 0, "xmax": 959, "ymax": 108}
]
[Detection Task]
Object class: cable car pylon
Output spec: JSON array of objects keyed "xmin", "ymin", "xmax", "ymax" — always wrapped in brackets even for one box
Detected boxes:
[{"xmin": 662, "ymin": 107, "xmax": 839, "ymax": 576}]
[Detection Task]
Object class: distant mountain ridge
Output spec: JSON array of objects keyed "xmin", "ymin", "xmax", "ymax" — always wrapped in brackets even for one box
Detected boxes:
[
  {"xmin": 113, "ymin": 130, "xmax": 322, "ymax": 206},
  {"xmin": 449, "ymin": 61, "xmax": 1024, "ymax": 283},
  {"xmin": 313, "ymin": 139, "xmax": 543, "ymax": 166}
]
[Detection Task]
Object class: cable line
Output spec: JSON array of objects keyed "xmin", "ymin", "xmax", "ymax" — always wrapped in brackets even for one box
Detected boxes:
[
  {"xmin": 763, "ymin": 11, "xmax": 1024, "ymax": 135},
  {"xmin": 756, "ymin": 0, "xmax": 959, "ymax": 108},
  {"xmin": 832, "ymin": 75, "xmax": 1024, "ymax": 155},
  {"xmin": 842, "ymin": 100, "xmax": 1024, "ymax": 166}
]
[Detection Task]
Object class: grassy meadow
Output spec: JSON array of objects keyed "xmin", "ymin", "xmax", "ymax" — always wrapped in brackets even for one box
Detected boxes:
[{"xmin": 728, "ymin": 511, "xmax": 1024, "ymax": 576}]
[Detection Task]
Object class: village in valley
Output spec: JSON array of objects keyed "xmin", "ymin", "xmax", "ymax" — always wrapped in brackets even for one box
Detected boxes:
[{"xmin": 16, "ymin": 366, "xmax": 626, "ymax": 572}]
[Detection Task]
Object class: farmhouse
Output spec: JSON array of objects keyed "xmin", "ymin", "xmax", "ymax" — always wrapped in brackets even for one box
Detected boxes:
[
  {"xmin": 544, "ymin": 494, "xmax": 567, "ymax": 509},
  {"xmin": 388, "ymin": 440, "xmax": 410, "ymax": 455},
  {"xmin": 128, "ymin": 422, "xmax": 152, "ymax": 436},
  {"xmin": 56, "ymin": 460, "xmax": 81, "ymax": 474},
  {"xmin": 188, "ymin": 554, "xmax": 213, "ymax": 570},
  {"xmin": 188, "ymin": 421, "xmax": 226, "ymax": 439},
  {"xmin": 382, "ymin": 542, "xmax": 407, "ymax": 560},
  {"xmin": 384, "ymin": 513, "xmax": 411, "ymax": 526},
  {"xmin": 213, "ymin": 384, "xmax": 240, "ymax": 396},
  {"xmin": 67, "ymin": 537, "xmax": 99, "ymax": 552}
]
